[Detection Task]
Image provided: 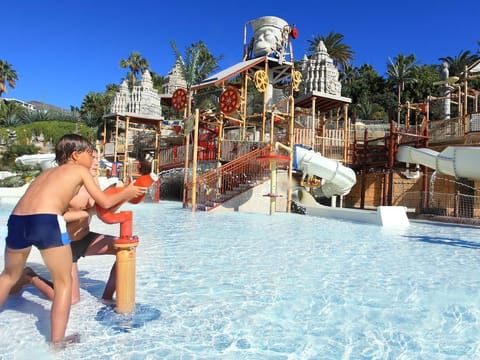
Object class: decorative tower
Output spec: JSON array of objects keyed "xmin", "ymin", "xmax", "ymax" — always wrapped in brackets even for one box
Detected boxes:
[
  {"xmin": 162, "ymin": 60, "xmax": 187, "ymax": 95},
  {"xmin": 110, "ymin": 70, "xmax": 163, "ymax": 118},
  {"xmin": 300, "ymin": 41, "xmax": 342, "ymax": 96}
]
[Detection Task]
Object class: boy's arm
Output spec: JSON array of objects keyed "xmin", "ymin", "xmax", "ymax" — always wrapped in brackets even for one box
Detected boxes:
[
  {"xmin": 81, "ymin": 169, "xmax": 146, "ymax": 208},
  {"xmin": 63, "ymin": 208, "xmax": 91, "ymax": 223}
]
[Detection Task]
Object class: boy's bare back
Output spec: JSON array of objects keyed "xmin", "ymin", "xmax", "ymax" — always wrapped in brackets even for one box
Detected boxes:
[{"xmin": 13, "ymin": 164, "xmax": 92, "ymax": 216}]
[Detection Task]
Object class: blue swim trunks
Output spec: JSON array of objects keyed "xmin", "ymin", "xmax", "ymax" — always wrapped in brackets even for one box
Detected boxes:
[{"xmin": 6, "ymin": 214, "xmax": 71, "ymax": 250}]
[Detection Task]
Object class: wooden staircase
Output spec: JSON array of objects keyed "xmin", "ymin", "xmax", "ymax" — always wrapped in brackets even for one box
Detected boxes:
[{"xmin": 185, "ymin": 145, "xmax": 274, "ymax": 211}]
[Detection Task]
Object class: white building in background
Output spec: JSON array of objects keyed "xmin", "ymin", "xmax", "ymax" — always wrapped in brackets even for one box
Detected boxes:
[
  {"xmin": 2, "ymin": 98, "xmax": 36, "ymax": 111},
  {"xmin": 110, "ymin": 69, "xmax": 163, "ymax": 118}
]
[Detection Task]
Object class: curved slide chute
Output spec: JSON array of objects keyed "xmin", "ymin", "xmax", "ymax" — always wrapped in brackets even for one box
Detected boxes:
[
  {"xmin": 291, "ymin": 145, "xmax": 408, "ymax": 226},
  {"xmin": 396, "ymin": 146, "xmax": 480, "ymax": 180},
  {"xmin": 293, "ymin": 145, "xmax": 356, "ymax": 198}
]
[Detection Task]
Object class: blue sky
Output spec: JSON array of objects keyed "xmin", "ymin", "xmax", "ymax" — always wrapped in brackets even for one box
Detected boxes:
[{"xmin": 3, "ymin": 0, "xmax": 479, "ymax": 109}]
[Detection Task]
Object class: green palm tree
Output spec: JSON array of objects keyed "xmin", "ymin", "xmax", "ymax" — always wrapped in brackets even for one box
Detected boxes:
[
  {"xmin": 170, "ymin": 40, "xmax": 221, "ymax": 115},
  {"xmin": 119, "ymin": 52, "xmax": 150, "ymax": 87},
  {"xmin": 339, "ymin": 63, "xmax": 358, "ymax": 87},
  {"xmin": 150, "ymin": 71, "xmax": 165, "ymax": 94},
  {"xmin": 0, "ymin": 99, "xmax": 24, "ymax": 125},
  {"xmin": 307, "ymin": 31, "xmax": 354, "ymax": 71},
  {"xmin": 386, "ymin": 54, "xmax": 417, "ymax": 122},
  {"xmin": 438, "ymin": 50, "xmax": 480, "ymax": 76},
  {"xmin": 0, "ymin": 60, "xmax": 19, "ymax": 97},
  {"xmin": 170, "ymin": 40, "xmax": 220, "ymax": 89},
  {"xmin": 80, "ymin": 92, "xmax": 111, "ymax": 128}
]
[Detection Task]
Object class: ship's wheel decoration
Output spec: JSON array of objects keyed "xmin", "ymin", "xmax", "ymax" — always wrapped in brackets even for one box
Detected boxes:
[
  {"xmin": 172, "ymin": 88, "xmax": 187, "ymax": 111},
  {"xmin": 253, "ymin": 70, "xmax": 268, "ymax": 93},
  {"xmin": 219, "ymin": 87, "xmax": 240, "ymax": 115},
  {"xmin": 292, "ymin": 71, "xmax": 302, "ymax": 91}
]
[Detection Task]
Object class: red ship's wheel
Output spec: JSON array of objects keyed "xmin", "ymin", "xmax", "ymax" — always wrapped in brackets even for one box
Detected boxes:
[
  {"xmin": 172, "ymin": 88, "xmax": 187, "ymax": 111},
  {"xmin": 219, "ymin": 87, "xmax": 240, "ymax": 115}
]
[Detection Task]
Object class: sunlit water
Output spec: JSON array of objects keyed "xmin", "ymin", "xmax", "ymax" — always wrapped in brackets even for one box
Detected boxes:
[{"xmin": 1, "ymin": 200, "xmax": 480, "ymax": 359}]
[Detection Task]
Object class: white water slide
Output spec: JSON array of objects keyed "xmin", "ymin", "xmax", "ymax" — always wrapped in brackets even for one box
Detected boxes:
[
  {"xmin": 396, "ymin": 146, "xmax": 480, "ymax": 180},
  {"xmin": 292, "ymin": 145, "xmax": 409, "ymax": 226},
  {"xmin": 293, "ymin": 145, "xmax": 356, "ymax": 197}
]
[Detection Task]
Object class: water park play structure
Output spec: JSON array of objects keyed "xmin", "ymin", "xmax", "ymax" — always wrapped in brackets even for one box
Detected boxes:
[
  {"xmin": 6, "ymin": 16, "xmax": 479, "ymax": 223},
  {"xmin": 87, "ymin": 15, "xmax": 479, "ymax": 224}
]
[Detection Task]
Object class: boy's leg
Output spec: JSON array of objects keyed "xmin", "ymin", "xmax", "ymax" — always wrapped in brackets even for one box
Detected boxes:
[
  {"xmin": 9, "ymin": 267, "xmax": 38, "ymax": 295},
  {"xmin": 27, "ymin": 268, "xmax": 55, "ymax": 300},
  {"xmin": 83, "ymin": 234, "xmax": 116, "ymax": 256},
  {"xmin": 70, "ymin": 263, "xmax": 80, "ymax": 305},
  {"xmin": 83, "ymin": 234, "xmax": 117, "ymax": 302},
  {"xmin": 101, "ymin": 262, "xmax": 117, "ymax": 302},
  {"xmin": 40, "ymin": 245, "xmax": 74, "ymax": 344},
  {"xmin": 0, "ymin": 246, "xmax": 31, "ymax": 306}
]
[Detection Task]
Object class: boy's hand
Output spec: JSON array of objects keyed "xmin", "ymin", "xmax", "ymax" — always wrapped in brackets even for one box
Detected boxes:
[{"xmin": 126, "ymin": 182, "xmax": 147, "ymax": 200}]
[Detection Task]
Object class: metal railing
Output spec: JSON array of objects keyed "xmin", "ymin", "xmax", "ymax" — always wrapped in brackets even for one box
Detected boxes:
[
  {"xmin": 185, "ymin": 145, "xmax": 273, "ymax": 209},
  {"xmin": 428, "ymin": 117, "xmax": 465, "ymax": 142},
  {"xmin": 294, "ymin": 128, "xmax": 347, "ymax": 162}
]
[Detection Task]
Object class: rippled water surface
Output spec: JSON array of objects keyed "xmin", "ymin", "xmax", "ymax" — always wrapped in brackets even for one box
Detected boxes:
[{"xmin": 1, "ymin": 201, "xmax": 480, "ymax": 359}]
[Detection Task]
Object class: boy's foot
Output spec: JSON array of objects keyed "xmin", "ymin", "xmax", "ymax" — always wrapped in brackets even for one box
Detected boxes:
[
  {"xmin": 50, "ymin": 333, "xmax": 81, "ymax": 351},
  {"xmin": 9, "ymin": 267, "xmax": 37, "ymax": 295},
  {"xmin": 100, "ymin": 298, "xmax": 116, "ymax": 306}
]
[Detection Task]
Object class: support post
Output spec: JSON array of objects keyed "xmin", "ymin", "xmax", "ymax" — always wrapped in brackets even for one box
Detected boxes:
[
  {"xmin": 115, "ymin": 241, "xmax": 138, "ymax": 314},
  {"xmin": 112, "ymin": 213, "xmax": 139, "ymax": 314}
]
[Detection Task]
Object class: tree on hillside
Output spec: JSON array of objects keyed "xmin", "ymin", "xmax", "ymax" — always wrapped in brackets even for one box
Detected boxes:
[
  {"xmin": 80, "ymin": 91, "xmax": 112, "ymax": 128},
  {"xmin": 386, "ymin": 54, "xmax": 418, "ymax": 122},
  {"xmin": 407, "ymin": 64, "xmax": 439, "ymax": 103},
  {"xmin": 120, "ymin": 52, "xmax": 150, "ymax": 87},
  {"xmin": 0, "ymin": 60, "xmax": 18, "ymax": 97},
  {"xmin": 307, "ymin": 31, "xmax": 354, "ymax": 71},
  {"xmin": 339, "ymin": 63, "xmax": 359, "ymax": 89},
  {"xmin": 343, "ymin": 64, "xmax": 391, "ymax": 121},
  {"xmin": 150, "ymin": 71, "xmax": 165, "ymax": 94},
  {"xmin": 438, "ymin": 50, "xmax": 480, "ymax": 76}
]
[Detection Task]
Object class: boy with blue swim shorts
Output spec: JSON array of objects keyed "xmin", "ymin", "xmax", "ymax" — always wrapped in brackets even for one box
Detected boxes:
[
  {"xmin": 6, "ymin": 214, "xmax": 71, "ymax": 250},
  {"xmin": 0, "ymin": 134, "xmax": 147, "ymax": 350},
  {"xmin": 11, "ymin": 149, "xmax": 120, "ymax": 306}
]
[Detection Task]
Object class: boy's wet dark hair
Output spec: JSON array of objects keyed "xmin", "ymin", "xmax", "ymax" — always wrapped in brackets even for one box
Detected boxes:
[{"xmin": 55, "ymin": 134, "xmax": 95, "ymax": 165}]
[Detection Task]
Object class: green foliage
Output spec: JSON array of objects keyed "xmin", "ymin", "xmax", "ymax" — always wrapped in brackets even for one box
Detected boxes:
[
  {"xmin": 150, "ymin": 71, "xmax": 165, "ymax": 94},
  {"xmin": 0, "ymin": 100, "xmax": 27, "ymax": 126},
  {"xmin": 307, "ymin": 32, "xmax": 354, "ymax": 71},
  {"xmin": 3, "ymin": 121, "xmax": 96, "ymax": 146},
  {"xmin": 405, "ymin": 65, "xmax": 439, "ymax": 102},
  {"xmin": 0, "ymin": 167, "xmax": 41, "ymax": 187},
  {"xmin": 80, "ymin": 91, "xmax": 111, "ymax": 127},
  {"xmin": 438, "ymin": 51, "xmax": 480, "ymax": 77},
  {"xmin": 119, "ymin": 52, "xmax": 150, "ymax": 87},
  {"xmin": 1, "ymin": 143, "xmax": 38, "ymax": 168},
  {"xmin": 170, "ymin": 40, "xmax": 222, "ymax": 89},
  {"xmin": 0, "ymin": 60, "xmax": 18, "ymax": 96}
]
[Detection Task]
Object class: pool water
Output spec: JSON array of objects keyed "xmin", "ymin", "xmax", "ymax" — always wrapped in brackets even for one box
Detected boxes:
[{"xmin": 1, "ymin": 201, "xmax": 480, "ymax": 359}]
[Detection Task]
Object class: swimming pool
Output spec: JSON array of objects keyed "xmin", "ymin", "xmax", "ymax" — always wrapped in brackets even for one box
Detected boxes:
[{"xmin": 1, "ymin": 201, "xmax": 480, "ymax": 359}]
